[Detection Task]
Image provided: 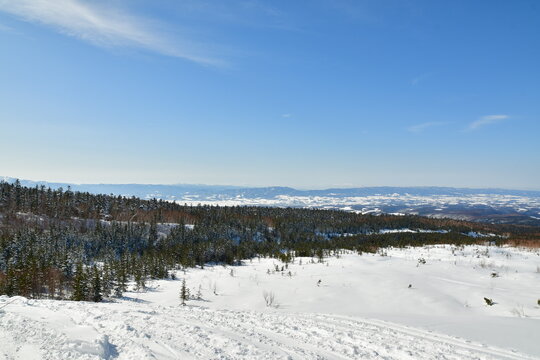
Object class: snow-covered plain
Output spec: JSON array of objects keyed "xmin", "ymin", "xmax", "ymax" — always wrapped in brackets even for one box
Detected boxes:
[
  {"xmin": 1, "ymin": 245, "xmax": 539, "ymax": 359},
  {"xmin": 175, "ymin": 193, "xmax": 540, "ymax": 224},
  {"xmin": 176, "ymin": 193, "xmax": 540, "ymax": 213}
]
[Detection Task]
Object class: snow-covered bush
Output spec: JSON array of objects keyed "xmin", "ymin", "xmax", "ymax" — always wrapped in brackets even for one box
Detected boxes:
[
  {"xmin": 263, "ymin": 290, "xmax": 278, "ymax": 307},
  {"xmin": 510, "ymin": 305, "xmax": 526, "ymax": 317}
]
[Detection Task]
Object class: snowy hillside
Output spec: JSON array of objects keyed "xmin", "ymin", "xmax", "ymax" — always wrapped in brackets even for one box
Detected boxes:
[{"xmin": 1, "ymin": 244, "xmax": 539, "ymax": 359}]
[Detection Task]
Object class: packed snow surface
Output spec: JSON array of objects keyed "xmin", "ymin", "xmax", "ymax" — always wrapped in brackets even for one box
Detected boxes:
[{"xmin": 1, "ymin": 245, "xmax": 540, "ymax": 359}]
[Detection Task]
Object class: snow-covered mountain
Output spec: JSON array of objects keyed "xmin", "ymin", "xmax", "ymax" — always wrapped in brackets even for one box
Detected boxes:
[{"xmin": 3, "ymin": 176, "xmax": 540, "ymax": 225}]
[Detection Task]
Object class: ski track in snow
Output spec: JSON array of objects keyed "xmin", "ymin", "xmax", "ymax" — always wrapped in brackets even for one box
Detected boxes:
[{"xmin": 1, "ymin": 297, "xmax": 535, "ymax": 360}]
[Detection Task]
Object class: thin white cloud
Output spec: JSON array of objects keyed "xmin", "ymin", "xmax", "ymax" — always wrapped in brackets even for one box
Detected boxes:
[
  {"xmin": 0, "ymin": 0, "xmax": 221, "ymax": 65},
  {"xmin": 281, "ymin": 113, "xmax": 292, "ymax": 118},
  {"xmin": 0, "ymin": 22, "xmax": 13, "ymax": 32},
  {"xmin": 411, "ymin": 74, "xmax": 427, "ymax": 86},
  {"xmin": 408, "ymin": 121, "xmax": 447, "ymax": 133},
  {"xmin": 467, "ymin": 115, "xmax": 509, "ymax": 131}
]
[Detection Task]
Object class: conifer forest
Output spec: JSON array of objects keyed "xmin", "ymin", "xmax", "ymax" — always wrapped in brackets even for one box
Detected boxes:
[{"xmin": 1, "ymin": 180, "xmax": 537, "ymax": 301}]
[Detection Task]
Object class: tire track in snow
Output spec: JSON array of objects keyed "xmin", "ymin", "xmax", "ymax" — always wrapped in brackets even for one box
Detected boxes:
[
  {"xmin": 180, "ymin": 308, "xmax": 348, "ymax": 360},
  {"xmin": 295, "ymin": 313, "xmax": 535, "ymax": 360},
  {"xmin": 2, "ymin": 298, "xmax": 537, "ymax": 359}
]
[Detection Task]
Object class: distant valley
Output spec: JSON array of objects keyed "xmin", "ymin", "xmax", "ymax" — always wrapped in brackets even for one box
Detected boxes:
[{"xmin": 3, "ymin": 177, "xmax": 540, "ymax": 226}]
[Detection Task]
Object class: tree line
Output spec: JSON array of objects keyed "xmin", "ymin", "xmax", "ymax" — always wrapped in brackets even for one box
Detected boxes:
[{"xmin": 0, "ymin": 180, "xmax": 537, "ymax": 301}]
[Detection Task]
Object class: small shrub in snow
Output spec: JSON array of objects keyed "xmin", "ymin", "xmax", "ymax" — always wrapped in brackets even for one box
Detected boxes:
[
  {"xmin": 195, "ymin": 285, "xmax": 203, "ymax": 300},
  {"xmin": 490, "ymin": 272, "xmax": 499, "ymax": 278},
  {"xmin": 510, "ymin": 305, "xmax": 526, "ymax": 317},
  {"xmin": 263, "ymin": 291, "xmax": 278, "ymax": 308},
  {"xmin": 484, "ymin": 297, "xmax": 494, "ymax": 306}
]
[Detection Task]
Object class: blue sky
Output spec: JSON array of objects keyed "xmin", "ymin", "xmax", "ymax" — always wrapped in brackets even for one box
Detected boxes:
[{"xmin": 0, "ymin": 0, "xmax": 538, "ymax": 189}]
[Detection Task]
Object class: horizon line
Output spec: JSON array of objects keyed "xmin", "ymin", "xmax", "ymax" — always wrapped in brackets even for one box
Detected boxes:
[{"xmin": 2, "ymin": 176, "xmax": 540, "ymax": 193}]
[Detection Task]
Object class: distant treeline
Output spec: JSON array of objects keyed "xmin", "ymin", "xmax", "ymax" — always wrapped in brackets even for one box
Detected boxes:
[{"xmin": 0, "ymin": 180, "xmax": 538, "ymax": 301}]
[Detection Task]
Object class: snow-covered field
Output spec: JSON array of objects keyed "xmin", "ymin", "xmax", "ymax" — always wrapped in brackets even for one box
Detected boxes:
[
  {"xmin": 1, "ymin": 245, "xmax": 539, "ymax": 359},
  {"xmin": 176, "ymin": 193, "xmax": 540, "ymax": 213}
]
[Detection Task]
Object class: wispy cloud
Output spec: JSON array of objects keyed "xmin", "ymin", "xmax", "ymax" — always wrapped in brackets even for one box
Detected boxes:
[
  {"xmin": 0, "ymin": 0, "xmax": 221, "ymax": 65},
  {"xmin": 169, "ymin": 0, "xmax": 297, "ymax": 32},
  {"xmin": 467, "ymin": 115, "xmax": 509, "ymax": 131},
  {"xmin": 408, "ymin": 121, "xmax": 447, "ymax": 133},
  {"xmin": 0, "ymin": 22, "xmax": 13, "ymax": 32},
  {"xmin": 411, "ymin": 73, "xmax": 432, "ymax": 86}
]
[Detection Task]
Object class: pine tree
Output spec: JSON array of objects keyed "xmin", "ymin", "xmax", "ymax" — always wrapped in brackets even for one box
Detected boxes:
[
  {"xmin": 101, "ymin": 262, "xmax": 113, "ymax": 298},
  {"xmin": 180, "ymin": 279, "xmax": 189, "ymax": 306},
  {"xmin": 71, "ymin": 262, "xmax": 87, "ymax": 301},
  {"xmin": 113, "ymin": 259, "xmax": 128, "ymax": 297},
  {"xmin": 91, "ymin": 265, "xmax": 102, "ymax": 302}
]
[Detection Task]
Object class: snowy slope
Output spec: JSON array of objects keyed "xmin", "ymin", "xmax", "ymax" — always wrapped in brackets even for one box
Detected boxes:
[{"xmin": 1, "ymin": 245, "xmax": 540, "ymax": 359}]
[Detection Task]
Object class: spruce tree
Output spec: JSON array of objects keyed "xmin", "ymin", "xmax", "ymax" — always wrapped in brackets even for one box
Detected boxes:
[
  {"xmin": 114, "ymin": 259, "xmax": 128, "ymax": 297},
  {"xmin": 101, "ymin": 262, "xmax": 112, "ymax": 298},
  {"xmin": 180, "ymin": 279, "xmax": 189, "ymax": 306},
  {"xmin": 91, "ymin": 265, "xmax": 102, "ymax": 302},
  {"xmin": 71, "ymin": 262, "xmax": 87, "ymax": 301}
]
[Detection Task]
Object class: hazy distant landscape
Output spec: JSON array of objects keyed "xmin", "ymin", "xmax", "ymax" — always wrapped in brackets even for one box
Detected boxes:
[{"xmin": 5, "ymin": 177, "xmax": 540, "ymax": 226}]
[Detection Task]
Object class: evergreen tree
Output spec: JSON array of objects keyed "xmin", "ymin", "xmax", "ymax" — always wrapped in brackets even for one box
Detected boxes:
[
  {"xmin": 71, "ymin": 262, "xmax": 87, "ymax": 301},
  {"xmin": 90, "ymin": 265, "xmax": 102, "ymax": 302},
  {"xmin": 113, "ymin": 259, "xmax": 128, "ymax": 297},
  {"xmin": 180, "ymin": 279, "xmax": 189, "ymax": 306},
  {"xmin": 101, "ymin": 262, "xmax": 113, "ymax": 298}
]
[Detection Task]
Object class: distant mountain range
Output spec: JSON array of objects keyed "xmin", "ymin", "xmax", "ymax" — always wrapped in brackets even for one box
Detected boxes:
[{"xmin": 3, "ymin": 176, "xmax": 540, "ymax": 225}]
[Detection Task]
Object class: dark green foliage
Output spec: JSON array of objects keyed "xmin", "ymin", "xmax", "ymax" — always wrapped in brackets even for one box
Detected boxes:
[
  {"xmin": 71, "ymin": 262, "xmax": 87, "ymax": 301},
  {"xmin": 91, "ymin": 265, "xmax": 102, "ymax": 302},
  {"xmin": 101, "ymin": 262, "xmax": 113, "ymax": 298},
  {"xmin": 180, "ymin": 278, "xmax": 189, "ymax": 306},
  {"xmin": 0, "ymin": 180, "xmax": 536, "ymax": 302}
]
